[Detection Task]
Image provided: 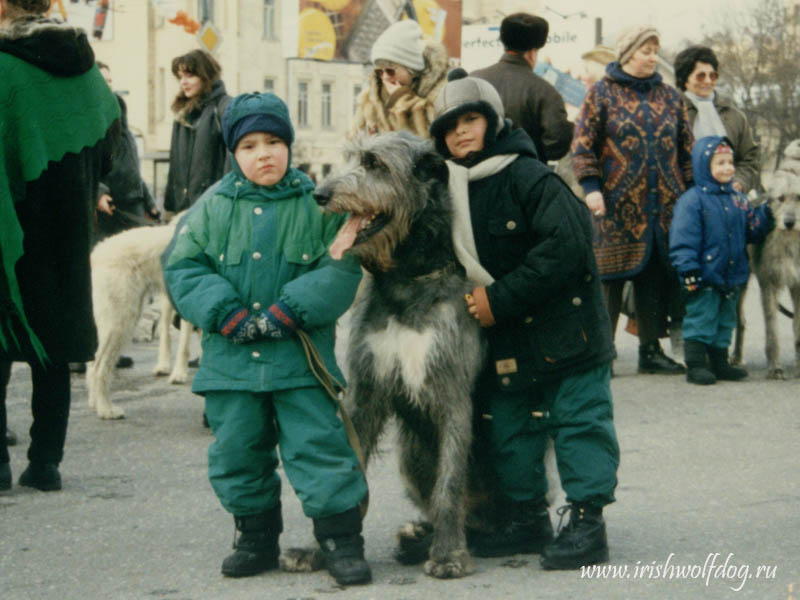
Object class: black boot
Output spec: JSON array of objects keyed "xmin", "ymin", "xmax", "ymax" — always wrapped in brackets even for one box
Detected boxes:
[
  {"xmin": 707, "ymin": 347, "xmax": 747, "ymax": 381},
  {"xmin": 222, "ymin": 504, "xmax": 282, "ymax": 577},
  {"xmin": 638, "ymin": 341, "xmax": 686, "ymax": 375},
  {"xmin": 18, "ymin": 461, "xmax": 61, "ymax": 491},
  {"xmin": 0, "ymin": 462, "xmax": 10, "ymax": 491},
  {"xmin": 540, "ymin": 503, "xmax": 608, "ymax": 570},
  {"xmin": 469, "ymin": 499, "xmax": 553, "ymax": 557},
  {"xmin": 314, "ymin": 507, "xmax": 372, "ymax": 585},
  {"xmin": 684, "ymin": 340, "xmax": 716, "ymax": 385}
]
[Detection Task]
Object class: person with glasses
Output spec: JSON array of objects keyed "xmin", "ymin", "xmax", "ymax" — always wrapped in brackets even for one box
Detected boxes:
[
  {"xmin": 571, "ymin": 26, "xmax": 694, "ymax": 375},
  {"xmin": 352, "ymin": 19, "xmax": 448, "ymax": 138},
  {"xmin": 674, "ymin": 46, "xmax": 760, "ymax": 193}
]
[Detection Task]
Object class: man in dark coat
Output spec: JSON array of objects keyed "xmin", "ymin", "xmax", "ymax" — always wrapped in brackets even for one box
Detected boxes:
[
  {"xmin": 472, "ymin": 13, "xmax": 573, "ymax": 162},
  {"xmin": 0, "ymin": 0, "xmax": 120, "ymax": 492}
]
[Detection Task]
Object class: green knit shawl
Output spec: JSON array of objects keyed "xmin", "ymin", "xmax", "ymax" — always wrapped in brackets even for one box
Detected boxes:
[{"xmin": 0, "ymin": 55, "xmax": 120, "ymax": 362}]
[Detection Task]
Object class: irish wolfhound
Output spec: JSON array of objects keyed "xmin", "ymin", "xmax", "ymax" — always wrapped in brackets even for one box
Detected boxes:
[
  {"xmin": 750, "ymin": 171, "xmax": 800, "ymax": 378},
  {"xmin": 87, "ymin": 216, "xmax": 195, "ymax": 419},
  {"xmin": 313, "ymin": 131, "xmax": 485, "ymax": 578}
]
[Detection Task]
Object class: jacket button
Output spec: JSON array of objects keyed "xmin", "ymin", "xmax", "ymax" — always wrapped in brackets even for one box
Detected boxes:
[
  {"xmin": 572, "ymin": 296, "xmax": 582, "ymax": 306},
  {"xmin": 251, "ymin": 351, "xmax": 260, "ymax": 358},
  {"xmin": 302, "ymin": 253, "xmax": 310, "ymax": 261},
  {"xmin": 252, "ymin": 302, "xmax": 262, "ymax": 311},
  {"xmin": 585, "ymin": 274, "xmax": 592, "ymax": 282},
  {"xmin": 254, "ymin": 207, "xmax": 263, "ymax": 215},
  {"xmin": 524, "ymin": 316, "xmax": 533, "ymax": 324},
  {"xmin": 501, "ymin": 376, "xmax": 511, "ymax": 386},
  {"xmin": 252, "ymin": 252, "xmax": 262, "ymax": 260},
  {"xmin": 531, "ymin": 377, "xmax": 537, "ymax": 383},
  {"xmin": 292, "ymin": 179, "xmax": 300, "ymax": 187},
  {"xmin": 219, "ymin": 253, "xmax": 224, "ymax": 262},
  {"xmin": 506, "ymin": 221, "xmax": 517, "ymax": 230}
]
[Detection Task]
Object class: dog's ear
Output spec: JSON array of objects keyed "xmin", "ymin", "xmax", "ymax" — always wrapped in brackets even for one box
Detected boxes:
[{"xmin": 413, "ymin": 150, "xmax": 449, "ymax": 184}]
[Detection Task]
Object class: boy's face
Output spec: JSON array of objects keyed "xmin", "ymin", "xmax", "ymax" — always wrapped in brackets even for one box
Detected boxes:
[
  {"xmin": 444, "ymin": 111, "xmax": 488, "ymax": 159},
  {"xmin": 234, "ymin": 132, "xmax": 289, "ymax": 187},
  {"xmin": 710, "ymin": 152, "xmax": 735, "ymax": 184}
]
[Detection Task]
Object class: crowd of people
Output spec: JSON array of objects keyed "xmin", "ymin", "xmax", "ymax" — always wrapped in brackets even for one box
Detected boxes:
[{"xmin": 0, "ymin": 0, "xmax": 770, "ymax": 588}]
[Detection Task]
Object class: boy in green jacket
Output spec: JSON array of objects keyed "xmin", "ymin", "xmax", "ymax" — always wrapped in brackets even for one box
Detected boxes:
[{"xmin": 163, "ymin": 93, "xmax": 370, "ymax": 585}]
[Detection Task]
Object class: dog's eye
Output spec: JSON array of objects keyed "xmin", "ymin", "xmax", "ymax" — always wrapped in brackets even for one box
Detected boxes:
[
  {"xmin": 362, "ymin": 152, "xmax": 384, "ymax": 171},
  {"xmin": 778, "ymin": 195, "xmax": 786, "ymax": 203}
]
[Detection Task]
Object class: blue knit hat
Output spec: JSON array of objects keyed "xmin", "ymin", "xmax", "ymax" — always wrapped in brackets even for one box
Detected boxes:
[{"xmin": 222, "ymin": 92, "xmax": 294, "ymax": 152}]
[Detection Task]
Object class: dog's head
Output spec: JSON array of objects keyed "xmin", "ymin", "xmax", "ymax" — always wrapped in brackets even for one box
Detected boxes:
[
  {"xmin": 314, "ymin": 131, "xmax": 449, "ymax": 272},
  {"xmin": 766, "ymin": 171, "xmax": 800, "ymax": 232}
]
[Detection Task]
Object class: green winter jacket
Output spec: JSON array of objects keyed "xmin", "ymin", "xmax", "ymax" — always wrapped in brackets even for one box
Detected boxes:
[{"xmin": 162, "ymin": 168, "xmax": 361, "ymax": 393}]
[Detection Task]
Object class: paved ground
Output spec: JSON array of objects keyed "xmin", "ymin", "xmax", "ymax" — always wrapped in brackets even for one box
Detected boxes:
[{"xmin": 1, "ymin": 284, "xmax": 799, "ymax": 600}]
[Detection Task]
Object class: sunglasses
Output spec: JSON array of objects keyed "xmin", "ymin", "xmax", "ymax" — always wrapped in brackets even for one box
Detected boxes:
[
  {"xmin": 374, "ymin": 67, "xmax": 397, "ymax": 79},
  {"xmin": 693, "ymin": 71, "xmax": 718, "ymax": 82}
]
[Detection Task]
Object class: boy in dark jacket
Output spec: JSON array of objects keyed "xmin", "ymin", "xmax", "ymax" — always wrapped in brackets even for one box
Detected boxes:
[
  {"xmin": 163, "ymin": 93, "xmax": 370, "ymax": 585},
  {"xmin": 429, "ymin": 69, "xmax": 619, "ymax": 570},
  {"xmin": 669, "ymin": 136, "xmax": 773, "ymax": 384}
]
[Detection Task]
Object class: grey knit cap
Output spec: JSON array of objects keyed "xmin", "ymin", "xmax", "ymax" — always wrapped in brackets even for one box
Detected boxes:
[
  {"xmin": 615, "ymin": 26, "xmax": 660, "ymax": 65},
  {"xmin": 430, "ymin": 69, "xmax": 504, "ymax": 134},
  {"xmin": 370, "ymin": 20, "xmax": 425, "ymax": 72}
]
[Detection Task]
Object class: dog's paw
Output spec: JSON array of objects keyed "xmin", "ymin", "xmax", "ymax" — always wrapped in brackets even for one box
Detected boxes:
[
  {"xmin": 95, "ymin": 404, "xmax": 125, "ymax": 420},
  {"xmin": 767, "ymin": 367, "xmax": 785, "ymax": 380},
  {"xmin": 279, "ymin": 546, "xmax": 325, "ymax": 572},
  {"xmin": 153, "ymin": 363, "xmax": 171, "ymax": 377},
  {"xmin": 168, "ymin": 369, "xmax": 188, "ymax": 384},
  {"xmin": 395, "ymin": 521, "xmax": 433, "ymax": 565},
  {"xmin": 423, "ymin": 549, "xmax": 474, "ymax": 579}
]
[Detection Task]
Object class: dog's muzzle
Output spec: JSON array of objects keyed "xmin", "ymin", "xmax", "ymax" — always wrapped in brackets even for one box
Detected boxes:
[{"xmin": 313, "ymin": 189, "xmax": 331, "ymax": 207}]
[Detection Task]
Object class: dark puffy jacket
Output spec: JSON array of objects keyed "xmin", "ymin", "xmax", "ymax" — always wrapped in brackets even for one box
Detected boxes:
[
  {"xmin": 163, "ymin": 80, "xmax": 230, "ymax": 213},
  {"xmin": 669, "ymin": 135, "xmax": 772, "ymax": 290},
  {"xmin": 468, "ymin": 125, "xmax": 614, "ymax": 388}
]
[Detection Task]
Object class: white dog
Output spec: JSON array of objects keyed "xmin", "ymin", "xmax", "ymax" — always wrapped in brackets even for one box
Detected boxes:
[{"xmin": 87, "ymin": 217, "xmax": 196, "ymax": 419}]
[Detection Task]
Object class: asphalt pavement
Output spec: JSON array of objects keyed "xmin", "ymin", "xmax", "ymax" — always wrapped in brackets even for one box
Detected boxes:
[{"xmin": 1, "ymin": 285, "xmax": 798, "ymax": 600}]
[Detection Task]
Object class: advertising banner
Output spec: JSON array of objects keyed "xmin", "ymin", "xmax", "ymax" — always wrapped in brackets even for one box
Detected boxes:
[{"xmin": 296, "ymin": 0, "xmax": 461, "ymax": 63}]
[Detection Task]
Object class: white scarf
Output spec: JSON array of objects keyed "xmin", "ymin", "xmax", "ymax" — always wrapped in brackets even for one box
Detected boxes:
[
  {"xmin": 447, "ymin": 154, "xmax": 518, "ymax": 286},
  {"xmin": 686, "ymin": 91, "xmax": 727, "ymax": 140}
]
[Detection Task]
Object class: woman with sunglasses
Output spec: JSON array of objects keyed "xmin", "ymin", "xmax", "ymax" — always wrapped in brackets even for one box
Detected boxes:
[
  {"xmin": 352, "ymin": 19, "xmax": 448, "ymax": 138},
  {"xmin": 674, "ymin": 46, "xmax": 760, "ymax": 193}
]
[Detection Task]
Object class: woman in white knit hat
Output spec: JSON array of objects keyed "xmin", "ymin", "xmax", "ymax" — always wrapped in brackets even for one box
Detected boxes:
[{"xmin": 352, "ymin": 19, "xmax": 448, "ymax": 138}]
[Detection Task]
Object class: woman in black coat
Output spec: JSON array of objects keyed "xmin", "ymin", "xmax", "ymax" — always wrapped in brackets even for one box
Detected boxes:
[{"xmin": 163, "ymin": 50, "xmax": 231, "ymax": 216}]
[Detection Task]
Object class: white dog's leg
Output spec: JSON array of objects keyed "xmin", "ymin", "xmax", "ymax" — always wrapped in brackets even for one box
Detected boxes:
[
  {"xmin": 792, "ymin": 285, "xmax": 800, "ymax": 378},
  {"xmin": 168, "ymin": 319, "xmax": 193, "ymax": 384},
  {"xmin": 87, "ymin": 310, "xmax": 126, "ymax": 420},
  {"xmin": 154, "ymin": 294, "xmax": 173, "ymax": 376}
]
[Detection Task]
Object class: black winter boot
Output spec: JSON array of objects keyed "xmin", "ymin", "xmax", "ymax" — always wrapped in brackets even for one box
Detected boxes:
[
  {"xmin": 222, "ymin": 504, "xmax": 282, "ymax": 577},
  {"xmin": 684, "ymin": 340, "xmax": 716, "ymax": 385},
  {"xmin": 707, "ymin": 347, "xmax": 747, "ymax": 381},
  {"xmin": 0, "ymin": 462, "xmax": 10, "ymax": 491},
  {"xmin": 314, "ymin": 507, "xmax": 372, "ymax": 585},
  {"xmin": 638, "ymin": 341, "xmax": 686, "ymax": 374},
  {"xmin": 18, "ymin": 462, "xmax": 61, "ymax": 491},
  {"xmin": 540, "ymin": 503, "xmax": 608, "ymax": 570},
  {"xmin": 469, "ymin": 499, "xmax": 553, "ymax": 557}
]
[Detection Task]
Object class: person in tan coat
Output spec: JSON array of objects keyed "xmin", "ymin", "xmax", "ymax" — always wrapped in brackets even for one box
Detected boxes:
[{"xmin": 352, "ymin": 19, "xmax": 448, "ymax": 138}]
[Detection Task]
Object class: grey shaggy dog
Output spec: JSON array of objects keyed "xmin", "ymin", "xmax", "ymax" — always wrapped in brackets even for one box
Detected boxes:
[{"xmin": 314, "ymin": 131, "xmax": 486, "ymax": 578}]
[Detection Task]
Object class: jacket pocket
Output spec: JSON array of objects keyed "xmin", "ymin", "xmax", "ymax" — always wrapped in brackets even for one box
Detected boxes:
[
  {"xmin": 529, "ymin": 305, "xmax": 589, "ymax": 368},
  {"xmin": 284, "ymin": 241, "xmax": 326, "ymax": 267}
]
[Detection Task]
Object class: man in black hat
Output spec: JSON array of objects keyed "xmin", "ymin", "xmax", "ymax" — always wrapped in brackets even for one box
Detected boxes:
[{"xmin": 472, "ymin": 13, "xmax": 573, "ymax": 162}]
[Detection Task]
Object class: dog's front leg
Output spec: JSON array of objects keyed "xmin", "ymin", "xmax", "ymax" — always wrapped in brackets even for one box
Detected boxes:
[
  {"xmin": 153, "ymin": 293, "xmax": 173, "ymax": 376},
  {"xmin": 424, "ymin": 399, "xmax": 474, "ymax": 579},
  {"xmin": 168, "ymin": 319, "xmax": 193, "ymax": 384},
  {"xmin": 791, "ymin": 285, "xmax": 800, "ymax": 377}
]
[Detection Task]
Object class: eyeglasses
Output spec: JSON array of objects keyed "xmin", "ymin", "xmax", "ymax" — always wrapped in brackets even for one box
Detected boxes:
[
  {"xmin": 693, "ymin": 71, "xmax": 718, "ymax": 82},
  {"xmin": 374, "ymin": 67, "xmax": 397, "ymax": 79}
]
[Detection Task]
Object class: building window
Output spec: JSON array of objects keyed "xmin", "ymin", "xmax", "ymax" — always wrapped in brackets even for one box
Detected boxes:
[
  {"xmin": 321, "ymin": 82, "xmax": 332, "ymax": 129},
  {"xmin": 263, "ymin": 0, "xmax": 276, "ymax": 40},
  {"xmin": 197, "ymin": 0, "xmax": 213, "ymax": 23},
  {"xmin": 298, "ymin": 81, "xmax": 309, "ymax": 128},
  {"xmin": 352, "ymin": 84, "xmax": 362, "ymax": 116},
  {"xmin": 263, "ymin": 78, "xmax": 274, "ymax": 93}
]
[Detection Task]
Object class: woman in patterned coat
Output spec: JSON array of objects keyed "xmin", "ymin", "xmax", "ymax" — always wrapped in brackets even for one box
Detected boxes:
[{"xmin": 571, "ymin": 26, "xmax": 694, "ymax": 374}]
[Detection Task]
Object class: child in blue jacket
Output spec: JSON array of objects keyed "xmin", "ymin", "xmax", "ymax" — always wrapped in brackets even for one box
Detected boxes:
[
  {"xmin": 163, "ymin": 93, "xmax": 370, "ymax": 584},
  {"xmin": 669, "ymin": 136, "xmax": 773, "ymax": 384}
]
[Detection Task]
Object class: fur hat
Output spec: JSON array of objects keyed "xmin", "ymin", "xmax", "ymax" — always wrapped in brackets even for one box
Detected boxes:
[
  {"xmin": 222, "ymin": 92, "xmax": 294, "ymax": 152},
  {"xmin": 615, "ymin": 26, "xmax": 660, "ymax": 65},
  {"xmin": 370, "ymin": 20, "xmax": 425, "ymax": 72},
  {"xmin": 429, "ymin": 68, "xmax": 505, "ymax": 157},
  {"xmin": 500, "ymin": 13, "xmax": 549, "ymax": 52}
]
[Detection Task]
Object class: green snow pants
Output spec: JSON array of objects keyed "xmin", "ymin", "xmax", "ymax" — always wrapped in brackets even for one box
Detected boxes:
[
  {"xmin": 204, "ymin": 385, "xmax": 367, "ymax": 519},
  {"xmin": 477, "ymin": 362, "xmax": 619, "ymax": 507}
]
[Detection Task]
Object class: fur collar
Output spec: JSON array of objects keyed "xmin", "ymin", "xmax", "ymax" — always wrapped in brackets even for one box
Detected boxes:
[{"xmin": 0, "ymin": 16, "xmax": 93, "ymax": 76}]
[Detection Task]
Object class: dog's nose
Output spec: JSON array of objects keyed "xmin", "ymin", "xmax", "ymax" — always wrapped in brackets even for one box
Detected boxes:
[
  {"xmin": 785, "ymin": 217, "xmax": 795, "ymax": 230},
  {"xmin": 313, "ymin": 190, "xmax": 331, "ymax": 206}
]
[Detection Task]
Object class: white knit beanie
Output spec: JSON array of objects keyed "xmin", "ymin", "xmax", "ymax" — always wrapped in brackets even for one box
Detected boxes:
[
  {"xmin": 615, "ymin": 26, "xmax": 660, "ymax": 65},
  {"xmin": 370, "ymin": 20, "xmax": 425, "ymax": 72}
]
